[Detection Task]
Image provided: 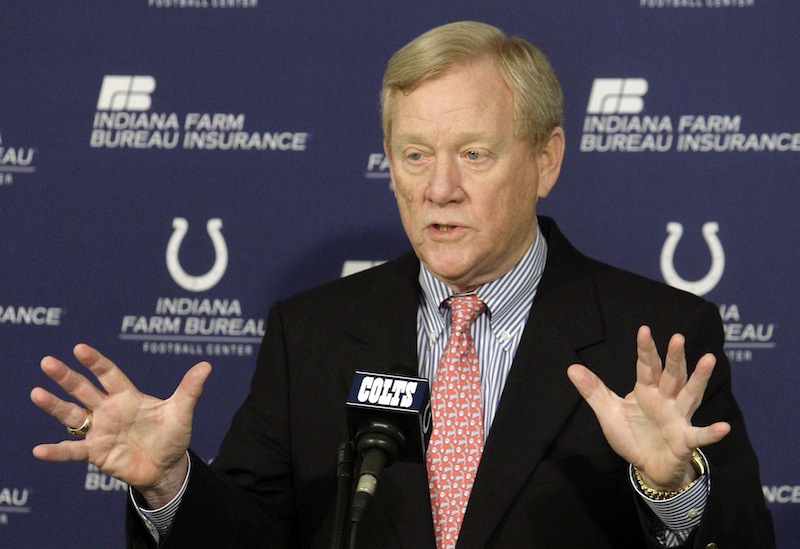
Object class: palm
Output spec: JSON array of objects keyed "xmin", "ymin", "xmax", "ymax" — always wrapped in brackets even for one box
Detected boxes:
[
  {"xmin": 86, "ymin": 390, "xmax": 192, "ymax": 487},
  {"xmin": 31, "ymin": 344, "xmax": 211, "ymax": 492},
  {"xmin": 567, "ymin": 326, "xmax": 730, "ymax": 489}
]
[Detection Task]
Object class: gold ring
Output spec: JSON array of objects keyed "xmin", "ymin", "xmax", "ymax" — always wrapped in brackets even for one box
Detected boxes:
[{"xmin": 66, "ymin": 410, "xmax": 93, "ymax": 437}]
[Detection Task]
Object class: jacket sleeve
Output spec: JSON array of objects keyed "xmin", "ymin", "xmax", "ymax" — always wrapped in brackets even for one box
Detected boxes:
[
  {"xmin": 661, "ymin": 301, "xmax": 774, "ymax": 548},
  {"xmin": 125, "ymin": 303, "xmax": 296, "ymax": 548}
]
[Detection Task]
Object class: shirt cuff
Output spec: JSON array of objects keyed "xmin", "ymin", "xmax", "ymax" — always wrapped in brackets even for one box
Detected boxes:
[
  {"xmin": 629, "ymin": 449, "xmax": 710, "ymax": 541},
  {"xmin": 129, "ymin": 451, "xmax": 192, "ymax": 543}
]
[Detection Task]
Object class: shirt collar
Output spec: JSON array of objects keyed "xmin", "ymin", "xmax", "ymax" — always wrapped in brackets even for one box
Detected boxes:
[{"xmin": 418, "ymin": 223, "xmax": 548, "ymax": 332}]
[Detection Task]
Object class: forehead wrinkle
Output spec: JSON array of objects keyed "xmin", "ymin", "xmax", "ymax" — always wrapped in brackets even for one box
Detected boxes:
[
  {"xmin": 393, "ymin": 125, "xmax": 506, "ymax": 153},
  {"xmin": 390, "ymin": 68, "xmax": 514, "ymax": 149},
  {"xmin": 451, "ymin": 131, "xmax": 504, "ymax": 150}
]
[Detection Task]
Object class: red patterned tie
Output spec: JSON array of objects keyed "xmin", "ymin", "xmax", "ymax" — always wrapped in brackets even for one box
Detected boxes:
[{"xmin": 427, "ymin": 294, "xmax": 486, "ymax": 549}]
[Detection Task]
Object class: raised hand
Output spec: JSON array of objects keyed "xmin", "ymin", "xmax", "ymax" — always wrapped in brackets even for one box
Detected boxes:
[
  {"xmin": 566, "ymin": 325, "xmax": 731, "ymax": 491},
  {"xmin": 31, "ymin": 344, "xmax": 212, "ymax": 506}
]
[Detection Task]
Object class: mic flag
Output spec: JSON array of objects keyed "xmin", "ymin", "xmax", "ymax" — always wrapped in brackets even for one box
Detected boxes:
[
  {"xmin": 345, "ymin": 371, "xmax": 432, "ymax": 526},
  {"xmin": 346, "ymin": 371, "xmax": 432, "ymax": 463}
]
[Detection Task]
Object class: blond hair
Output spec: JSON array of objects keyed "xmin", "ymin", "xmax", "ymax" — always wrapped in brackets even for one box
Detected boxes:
[{"xmin": 381, "ymin": 21, "xmax": 563, "ymax": 152}]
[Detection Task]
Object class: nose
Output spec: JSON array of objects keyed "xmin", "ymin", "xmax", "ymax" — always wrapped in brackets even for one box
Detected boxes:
[{"xmin": 425, "ymin": 155, "xmax": 464, "ymax": 205}]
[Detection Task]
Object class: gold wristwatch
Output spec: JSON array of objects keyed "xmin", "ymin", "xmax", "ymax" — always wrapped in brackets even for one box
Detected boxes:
[{"xmin": 633, "ymin": 449, "xmax": 707, "ymax": 500}]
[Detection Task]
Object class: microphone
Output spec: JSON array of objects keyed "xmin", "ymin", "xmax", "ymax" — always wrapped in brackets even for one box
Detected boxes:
[{"xmin": 346, "ymin": 369, "xmax": 431, "ymax": 524}]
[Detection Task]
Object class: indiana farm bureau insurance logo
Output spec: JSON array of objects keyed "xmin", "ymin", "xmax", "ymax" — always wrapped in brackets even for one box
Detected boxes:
[
  {"xmin": 581, "ymin": 78, "xmax": 800, "ymax": 153},
  {"xmin": 91, "ymin": 75, "xmax": 309, "ymax": 151}
]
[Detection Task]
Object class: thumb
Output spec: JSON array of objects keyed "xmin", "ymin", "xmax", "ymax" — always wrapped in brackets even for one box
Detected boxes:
[
  {"xmin": 172, "ymin": 362, "xmax": 212, "ymax": 409},
  {"xmin": 567, "ymin": 363, "xmax": 617, "ymax": 412},
  {"xmin": 567, "ymin": 363, "xmax": 599, "ymax": 400}
]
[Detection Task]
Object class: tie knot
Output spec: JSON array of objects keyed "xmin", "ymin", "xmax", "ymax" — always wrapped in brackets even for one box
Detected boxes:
[{"xmin": 448, "ymin": 295, "xmax": 485, "ymax": 330}]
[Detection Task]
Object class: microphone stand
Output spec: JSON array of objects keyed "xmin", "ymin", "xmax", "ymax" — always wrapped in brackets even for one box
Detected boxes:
[{"xmin": 330, "ymin": 441, "xmax": 355, "ymax": 549}]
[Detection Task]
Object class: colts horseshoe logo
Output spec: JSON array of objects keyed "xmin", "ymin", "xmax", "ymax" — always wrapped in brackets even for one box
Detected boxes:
[
  {"xmin": 660, "ymin": 222, "xmax": 725, "ymax": 297},
  {"xmin": 166, "ymin": 218, "xmax": 228, "ymax": 292}
]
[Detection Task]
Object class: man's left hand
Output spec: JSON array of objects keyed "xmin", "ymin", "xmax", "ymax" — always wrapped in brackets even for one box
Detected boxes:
[{"xmin": 567, "ymin": 325, "xmax": 731, "ymax": 491}]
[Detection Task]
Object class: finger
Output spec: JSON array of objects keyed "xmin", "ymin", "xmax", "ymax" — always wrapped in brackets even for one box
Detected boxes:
[
  {"xmin": 73, "ymin": 344, "xmax": 137, "ymax": 395},
  {"xmin": 567, "ymin": 364, "xmax": 620, "ymax": 415},
  {"xmin": 32, "ymin": 440, "xmax": 89, "ymax": 463},
  {"xmin": 30, "ymin": 387, "xmax": 94, "ymax": 431},
  {"xmin": 676, "ymin": 352, "xmax": 717, "ymax": 418},
  {"xmin": 659, "ymin": 333, "xmax": 688, "ymax": 398},
  {"xmin": 690, "ymin": 421, "xmax": 731, "ymax": 448},
  {"xmin": 635, "ymin": 326, "xmax": 662, "ymax": 387},
  {"xmin": 39, "ymin": 355, "xmax": 106, "ymax": 410}
]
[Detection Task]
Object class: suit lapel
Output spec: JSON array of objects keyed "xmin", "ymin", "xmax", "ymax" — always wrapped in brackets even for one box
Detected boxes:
[
  {"xmin": 458, "ymin": 219, "xmax": 606, "ymax": 548},
  {"xmin": 336, "ymin": 253, "xmax": 437, "ymax": 547},
  {"xmin": 336, "ymin": 253, "xmax": 420, "ymax": 385}
]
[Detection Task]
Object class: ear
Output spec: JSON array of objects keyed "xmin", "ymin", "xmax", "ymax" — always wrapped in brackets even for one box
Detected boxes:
[{"xmin": 536, "ymin": 127, "xmax": 565, "ymax": 198}]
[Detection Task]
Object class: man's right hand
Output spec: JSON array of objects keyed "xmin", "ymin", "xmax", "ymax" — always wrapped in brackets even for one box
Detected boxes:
[{"xmin": 30, "ymin": 344, "xmax": 212, "ymax": 508}]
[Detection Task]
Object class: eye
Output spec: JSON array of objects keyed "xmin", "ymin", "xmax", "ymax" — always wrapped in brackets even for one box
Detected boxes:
[
  {"xmin": 400, "ymin": 148, "xmax": 430, "ymax": 173},
  {"xmin": 464, "ymin": 149, "xmax": 483, "ymax": 161}
]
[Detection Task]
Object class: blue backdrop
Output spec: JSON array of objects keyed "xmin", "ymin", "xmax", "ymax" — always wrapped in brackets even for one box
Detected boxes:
[{"xmin": 2, "ymin": 2, "xmax": 797, "ymax": 547}]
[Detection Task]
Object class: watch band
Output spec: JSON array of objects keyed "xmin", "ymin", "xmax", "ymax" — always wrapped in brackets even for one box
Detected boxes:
[{"xmin": 633, "ymin": 449, "xmax": 707, "ymax": 500}]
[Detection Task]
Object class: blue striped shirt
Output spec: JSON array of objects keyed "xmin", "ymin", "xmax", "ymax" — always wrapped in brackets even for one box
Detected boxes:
[{"xmin": 417, "ymin": 227, "xmax": 547, "ymax": 438}]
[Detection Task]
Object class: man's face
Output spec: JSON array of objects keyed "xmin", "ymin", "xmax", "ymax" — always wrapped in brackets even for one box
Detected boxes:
[{"xmin": 386, "ymin": 57, "xmax": 561, "ymax": 292}]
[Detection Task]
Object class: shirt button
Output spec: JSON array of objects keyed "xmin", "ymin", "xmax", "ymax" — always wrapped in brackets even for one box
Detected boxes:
[
  {"xmin": 688, "ymin": 508, "xmax": 699, "ymax": 518},
  {"xmin": 501, "ymin": 330, "xmax": 511, "ymax": 341}
]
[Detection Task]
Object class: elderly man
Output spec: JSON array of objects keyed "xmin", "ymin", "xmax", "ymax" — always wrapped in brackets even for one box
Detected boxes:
[{"xmin": 32, "ymin": 21, "xmax": 773, "ymax": 548}]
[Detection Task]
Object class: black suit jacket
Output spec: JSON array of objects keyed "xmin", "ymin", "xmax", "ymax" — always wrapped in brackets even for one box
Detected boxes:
[{"xmin": 128, "ymin": 217, "xmax": 774, "ymax": 548}]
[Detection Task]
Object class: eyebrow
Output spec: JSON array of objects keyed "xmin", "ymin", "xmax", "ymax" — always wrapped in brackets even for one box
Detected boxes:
[{"xmin": 392, "ymin": 131, "xmax": 505, "ymax": 151}]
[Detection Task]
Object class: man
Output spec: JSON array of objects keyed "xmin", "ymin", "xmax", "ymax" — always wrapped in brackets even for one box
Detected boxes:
[{"xmin": 31, "ymin": 21, "xmax": 773, "ymax": 548}]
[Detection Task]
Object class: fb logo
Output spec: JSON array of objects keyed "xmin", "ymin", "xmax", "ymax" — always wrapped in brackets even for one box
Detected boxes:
[
  {"xmin": 660, "ymin": 222, "xmax": 725, "ymax": 297},
  {"xmin": 96, "ymin": 75, "xmax": 156, "ymax": 111},
  {"xmin": 586, "ymin": 78, "xmax": 648, "ymax": 114},
  {"xmin": 166, "ymin": 218, "xmax": 229, "ymax": 292}
]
